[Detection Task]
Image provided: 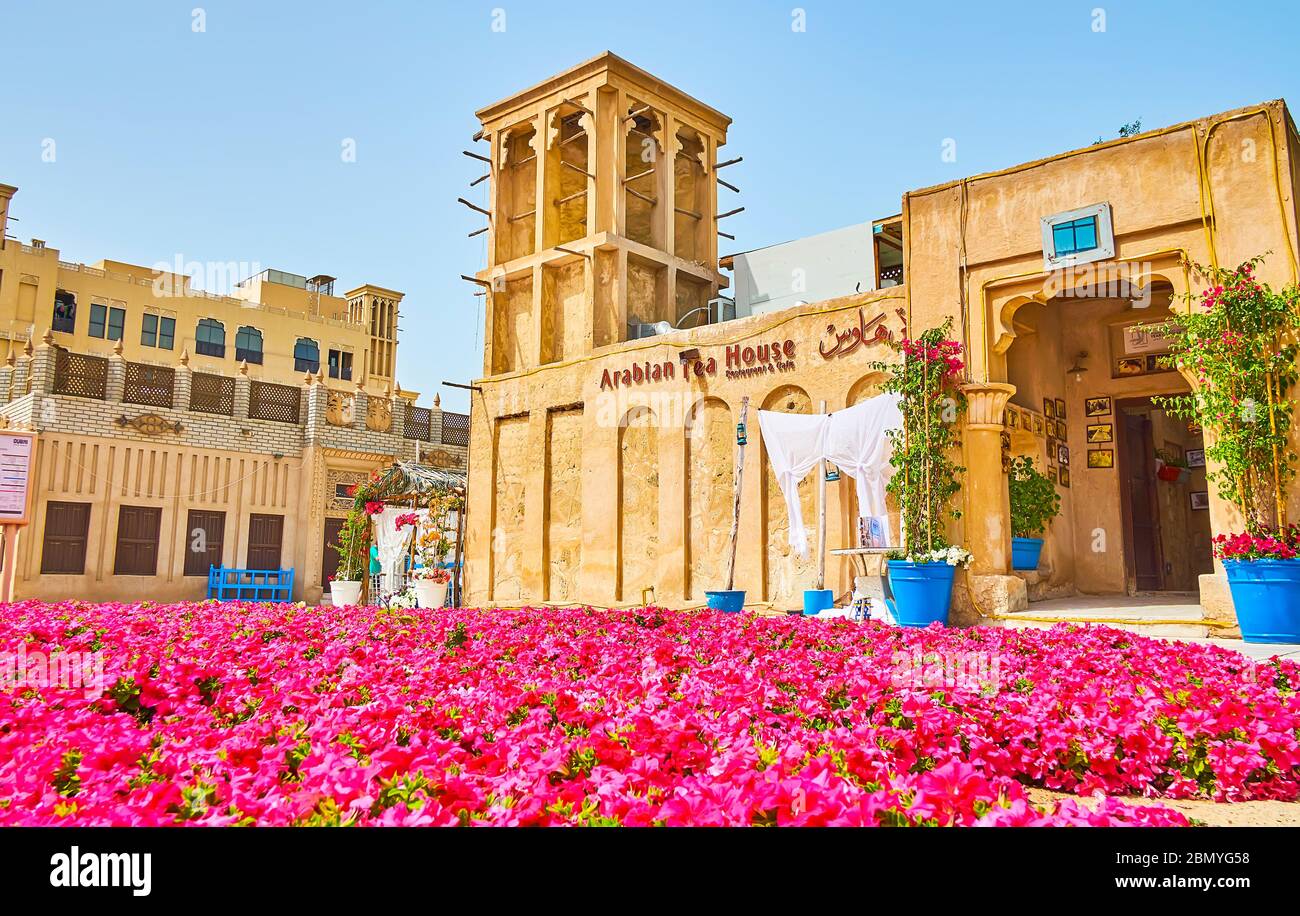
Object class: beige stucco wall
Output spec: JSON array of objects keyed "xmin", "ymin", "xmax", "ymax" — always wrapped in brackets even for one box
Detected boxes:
[{"xmin": 465, "ymin": 71, "xmax": 1300, "ymax": 621}]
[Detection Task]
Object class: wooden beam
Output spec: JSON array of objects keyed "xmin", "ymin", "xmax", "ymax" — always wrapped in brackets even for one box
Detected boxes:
[
  {"xmin": 715, "ymin": 156, "xmax": 743, "ymax": 169},
  {"xmin": 457, "ymin": 197, "xmax": 491, "ymax": 217},
  {"xmin": 467, "ymin": 226, "xmax": 489, "ymax": 238},
  {"xmin": 561, "ymin": 160, "xmax": 595, "ymax": 180},
  {"xmin": 469, "ymin": 173, "xmax": 490, "ymax": 187},
  {"xmin": 716, "ymin": 207, "xmax": 745, "ymax": 220},
  {"xmin": 554, "ymin": 246, "xmax": 592, "ymax": 260},
  {"xmin": 718, "ymin": 177, "xmax": 740, "ymax": 193},
  {"xmin": 626, "ymin": 187, "xmax": 658, "ymax": 206},
  {"xmin": 460, "ymin": 275, "xmax": 492, "ymax": 287},
  {"xmin": 561, "ymin": 97, "xmax": 594, "ymax": 117},
  {"xmin": 462, "ymin": 150, "xmax": 492, "ymax": 164}
]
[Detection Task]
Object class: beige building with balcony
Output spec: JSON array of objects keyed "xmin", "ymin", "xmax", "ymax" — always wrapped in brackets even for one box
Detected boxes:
[
  {"xmin": 462, "ymin": 54, "xmax": 1300, "ymax": 633},
  {"xmin": 0, "ymin": 184, "xmax": 467, "ymax": 604}
]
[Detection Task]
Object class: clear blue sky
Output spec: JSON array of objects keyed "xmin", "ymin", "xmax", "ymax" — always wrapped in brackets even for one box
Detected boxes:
[{"xmin": 3, "ymin": 1, "xmax": 1296, "ymax": 411}]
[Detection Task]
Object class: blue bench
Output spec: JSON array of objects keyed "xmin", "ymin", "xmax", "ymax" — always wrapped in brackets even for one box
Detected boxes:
[{"xmin": 207, "ymin": 567, "xmax": 295, "ymax": 603}]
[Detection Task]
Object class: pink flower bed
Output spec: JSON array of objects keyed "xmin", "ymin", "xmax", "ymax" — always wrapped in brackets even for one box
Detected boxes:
[{"xmin": 2, "ymin": 601, "xmax": 1298, "ymax": 826}]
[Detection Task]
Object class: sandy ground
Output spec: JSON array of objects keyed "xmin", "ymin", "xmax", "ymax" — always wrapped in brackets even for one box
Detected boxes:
[{"xmin": 1026, "ymin": 787, "xmax": 1300, "ymax": 827}]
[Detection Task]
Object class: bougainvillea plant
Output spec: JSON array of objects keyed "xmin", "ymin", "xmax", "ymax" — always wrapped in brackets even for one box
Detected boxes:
[
  {"xmin": 874, "ymin": 317, "xmax": 968, "ymax": 559},
  {"xmin": 1154, "ymin": 257, "xmax": 1300, "ymax": 539},
  {"xmin": 1008, "ymin": 456, "xmax": 1061, "ymax": 539}
]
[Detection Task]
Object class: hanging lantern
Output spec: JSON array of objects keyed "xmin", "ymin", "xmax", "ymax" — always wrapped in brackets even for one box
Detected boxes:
[
  {"xmin": 736, "ymin": 421, "xmax": 747, "ymax": 445},
  {"xmin": 825, "ymin": 463, "xmax": 841, "ymax": 482}
]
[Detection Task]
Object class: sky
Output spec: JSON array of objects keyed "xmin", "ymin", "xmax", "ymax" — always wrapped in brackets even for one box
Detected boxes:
[{"xmin": 2, "ymin": 0, "xmax": 1297, "ymax": 411}]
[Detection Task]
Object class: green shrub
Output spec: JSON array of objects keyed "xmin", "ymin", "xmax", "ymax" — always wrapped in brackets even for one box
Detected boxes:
[{"xmin": 1008, "ymin": 456, "xmax": 1060, "ymax": 538}]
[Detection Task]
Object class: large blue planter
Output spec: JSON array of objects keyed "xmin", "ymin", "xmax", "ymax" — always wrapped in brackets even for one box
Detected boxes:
[
  {"xmin": 705, "ymin": 590, "xmax": 746, "ymax": 613},
  {"xmin": 1223, "ymin": 559, "xmax": 1300, "ymax": 644},
  {"xmin": 1011, "ymin": 537, "xmax": 1044, "ymax": 571},
  {"xmin": 803, "ymin": 588, "xmax": 834, "ymax": 616},
  {"xmin": 885, "ymin": 561, "xmax": 956, "ymax": 628}
]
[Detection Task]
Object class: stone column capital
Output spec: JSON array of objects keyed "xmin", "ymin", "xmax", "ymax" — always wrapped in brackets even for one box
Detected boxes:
[{"xmin": 960, "ymin": 382, "xmax": 1017, "ymax": 429}]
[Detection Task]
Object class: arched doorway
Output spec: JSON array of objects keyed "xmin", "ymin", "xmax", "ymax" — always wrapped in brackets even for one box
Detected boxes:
[{"xmin": 1001, "ymin": 280, "xmax": 1212, "ymax": 596}]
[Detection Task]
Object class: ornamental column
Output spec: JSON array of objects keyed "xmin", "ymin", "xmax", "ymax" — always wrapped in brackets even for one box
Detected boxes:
[{"xmin": 960, "ymin": 382, "xmax": 1016, "ymax": 575}]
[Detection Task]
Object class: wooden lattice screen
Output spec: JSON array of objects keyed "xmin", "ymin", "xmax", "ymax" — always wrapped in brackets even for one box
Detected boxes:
[
  {"xmin": 249, "ymin": 380, "xmax": 301, "ymax": 424},
  {"xmin": 441, "ymin": 411, "xmax": 470, "ymax": 447},
  {"xmin": 52, "ymin": 350, "xmax": 108, "ymax": 400},
  {"xmin": 404, "ymin": 404, "xmax": 432, "ymax": 441},
  {"xmin": 123, "ymin": 362, "xmax": 175, "ymax": 409},
  {"xmin": 189, "ymin": 372, "xmax": 235, "ymax": 415}
]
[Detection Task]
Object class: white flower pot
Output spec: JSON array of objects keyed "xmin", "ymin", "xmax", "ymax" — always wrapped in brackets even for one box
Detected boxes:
[
  {"xmin": 414, "ymin": 580, "xmax": 448, "ymax": 609},
  {"xmin": 331, "ymin": 580, "xmax": 362, "ymax": 606}
]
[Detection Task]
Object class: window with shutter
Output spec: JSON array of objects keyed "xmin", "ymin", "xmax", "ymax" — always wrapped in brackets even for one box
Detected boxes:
[
  {"xmin": 40, "ymin": 502, "xmax": 91, "ymax": 574},
  {"xmin": 183, "ymin": 510, "xmax": 226, "ymax": 576},
  {"xmin": 113, "ymin": 506, "xmax": 162, "ymax": 576},
  {"xmin": 246, "ymin": 514, "xmax": 284, "ymax": 569}
]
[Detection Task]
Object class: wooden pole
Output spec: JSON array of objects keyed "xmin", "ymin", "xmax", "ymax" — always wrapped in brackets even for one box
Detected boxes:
[
  {"xmin": 816, "ymin": 400, "xmax": 828, "ymax": 591},
  {"xmin": 0, "ymin": 526, "xmax": 17, "ymax": 603},
  {"xmin": 724, "ymin": 397, "xmax": 750, "ymax": 591}
]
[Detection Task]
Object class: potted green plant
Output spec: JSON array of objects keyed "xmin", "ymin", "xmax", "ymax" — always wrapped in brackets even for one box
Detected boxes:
[
  {"xmin": 1154, "ymin": 257, "xmax": 1300, "ymax": 643},
  {"xmin": 872, "ymin": 318, "xmax": 972, "ymax": 626},
  {"xmin": 1155, "ymin": 449, "xmax": 1189, "ymax": 483},
  {"xmin": 1008, "ymin": 456, "xmax": 1061, "ymax": 570},
  {"xmin": 330, "ymin": 508, "xmax": 369, "ymax": 606}
]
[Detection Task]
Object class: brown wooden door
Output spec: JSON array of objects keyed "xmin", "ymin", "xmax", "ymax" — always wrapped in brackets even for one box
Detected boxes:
[
  {"xmin": 322, "ymin": 518, "xmax": 345, "ymax": 586},
  {"xmin": 246, "ymin": 513, "xmax": 284, "ymax": 569},
  {"xmin": 1121, "ymin": 412, "xmax": 1163, "ymax": 590},
  {"xmin": 184, "ymin": 510, "xmax": 226, "ymax": 576},
  {"xmin": 41, "ymin": 501, "xmax": 92, "ymax": 575},
  {"xmin": 114, "ymin": 506, "xmax": 162, "ymax": 576}
]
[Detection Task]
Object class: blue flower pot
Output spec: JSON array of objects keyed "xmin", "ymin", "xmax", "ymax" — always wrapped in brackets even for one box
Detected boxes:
[
  {"xmin": 1223, "ymin": 559, "xmax": 1300, "ymax": 644},
  {"xmin": 705, "ymin": 590, "xmax": 746, "ymax": 613},
  {"xmin": 1011, "ymin": 537, "xmax": 1044, "ymax": 571},
  {"xmin": 885, "ymin": 561, "xmax": 956, "ymax": 627},
  {"xmin": 803, "ymin": 588, "xmax": 834, "ymax": 616}
]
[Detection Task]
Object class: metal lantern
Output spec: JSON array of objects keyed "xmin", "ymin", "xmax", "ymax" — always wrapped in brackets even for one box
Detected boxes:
[
  {"xmin": 825, "ymin": 463, "xmax": 841, "ymax": 482},
  {"xmin": 736, "ymin": 421, "xmax": 747, "ymax": 445}
]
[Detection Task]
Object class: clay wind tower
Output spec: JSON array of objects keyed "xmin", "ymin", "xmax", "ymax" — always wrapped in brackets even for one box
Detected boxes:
[{"xmin": 464, "ymin": 53, "xmax": 736, "ymax": 376}]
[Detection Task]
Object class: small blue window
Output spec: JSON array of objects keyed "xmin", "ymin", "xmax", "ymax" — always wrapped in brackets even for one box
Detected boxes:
[{"xmin": 1052, "ymin": 216, "xmax": 1099, "ymax": 257}]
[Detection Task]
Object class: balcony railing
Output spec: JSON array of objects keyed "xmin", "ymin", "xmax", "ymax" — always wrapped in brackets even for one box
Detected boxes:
[
  {"xmin": 52, "ymin": 350, "xmax": 107, "ymax": 400},
  {"xmin": 441, "ymin": 411, "xmax": 469, "ymax": 447},
  {"xmin": 123, "ymin": 363, "xmax": 175, "ymax": 409}
]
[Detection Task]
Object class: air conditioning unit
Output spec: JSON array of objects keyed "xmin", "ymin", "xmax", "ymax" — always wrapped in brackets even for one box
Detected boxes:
[
  {"xmin": 708, "ymin": 296, "xmax": 737, "ymax": 323},
  {"xmin": 627, "ymin": 320, "xmax": 673, "ymax": 340}
]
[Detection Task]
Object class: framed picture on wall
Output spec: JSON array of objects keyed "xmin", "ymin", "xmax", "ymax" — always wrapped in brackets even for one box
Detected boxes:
[
  {"xmin": 1086, "ymin": 423, "xmax": 1114, "ymax": 444},
  {"xmin": 1085, "ymin": 396, "xmax": 1112, "ymax": 417},
  {"xmin": 1001, "ymin": 452, "xmax": 1011, "ymax": 473},
  {"xmin": 1058, "ymin": 443, "xmax": 1070, "ymax": 466},
  {"xmin": 1043, "ymin": 398, "xmax": 1055, "ymax": 419},
  {"xmin": 1087, "ymin": 449, "xmax": 1114, "ymax": 469},
  {"xmin": 1046, "ymin": 468, "xmax": 1057, "ymax": 484},
  {"xmin": 1116, "ymin": 357, "xmax": 1145, "ymax": 377},
  {"xmin": 1055, "ymin": 420, "xmax": 1067, "ymax": 440},
  {"xmin": 1032, "ymin": 414, "xmax": 1045, "ymax": 437},
  {"xmin": 1187, "ymin": 448, "xmax": 1205, "ymax": 468},
  {"xmin": 1055, "ymin": 398, "xmax": 1067, "ymax": 419},
  {"xmin": 1046, "ymin": 437, "xmax": 1058, "ymax": 464},
  {"xmin": 1000, "ymin": 431, "xmax": 1011, "ymax": 450},
  {"xmin": 1190, "ymin": 491, "xmax": 1210, "ymax": 510},
  {"xmin": 1007, "ymin": 409, "xmax": 1019, "ymax": 430},
  {"xmin": 1059, "ymin": 467, "xmax": 1071, "ymax": 488}
]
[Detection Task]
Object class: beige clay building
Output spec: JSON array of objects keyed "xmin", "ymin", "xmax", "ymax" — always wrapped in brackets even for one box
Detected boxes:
[
  {"xmin": 0, "ymin": 185, "xmax": 467, "ymax": 603},
  {"xmin": 461, "ymin": 53, "xmax": 1300, "ymax": 631}
]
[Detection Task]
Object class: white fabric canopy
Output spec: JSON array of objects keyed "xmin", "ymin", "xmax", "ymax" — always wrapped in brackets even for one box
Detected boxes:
[
  {"xmin": 372, "ymin": 507, "xmax": 428, "ymax": 593},
  {"xmin": 756, "ymin": 409, "xmax": 828, "ymax": 557},
  {"xmin": 758, "ymin": 392, "xmax": 902, "ymax": 558},
  {"xmin": 824, "ymin": 392, "xmax": 903, "ymax": 526}
]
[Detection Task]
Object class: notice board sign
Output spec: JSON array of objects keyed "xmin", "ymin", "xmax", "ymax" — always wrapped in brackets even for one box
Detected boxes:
[{"xmin": 0, "ymin": 432, "xmax": 35, "ymax": 525}]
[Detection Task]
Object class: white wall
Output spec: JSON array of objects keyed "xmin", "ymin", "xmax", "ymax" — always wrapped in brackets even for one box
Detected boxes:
[{"xmin": 731, "ymin": 222, "xmax": 874, "ymax": 317}]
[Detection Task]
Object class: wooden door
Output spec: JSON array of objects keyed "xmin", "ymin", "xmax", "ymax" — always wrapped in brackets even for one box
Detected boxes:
[
  {"xmin": 246, "ymin": 513, "xmax": 284, "ymax": 570},
  {"xmin": 322, "ymin": 517, "xmax": 345, "ymax": 586},
  {"xmin": 1120, "ymin": 412, "xmax": 1163, "ymax": 590}
]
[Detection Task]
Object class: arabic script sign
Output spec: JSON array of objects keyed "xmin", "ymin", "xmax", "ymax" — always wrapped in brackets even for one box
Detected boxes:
[{"xmin": 819, "ymin": 307, "xmax": 906, "ymax": 360}]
